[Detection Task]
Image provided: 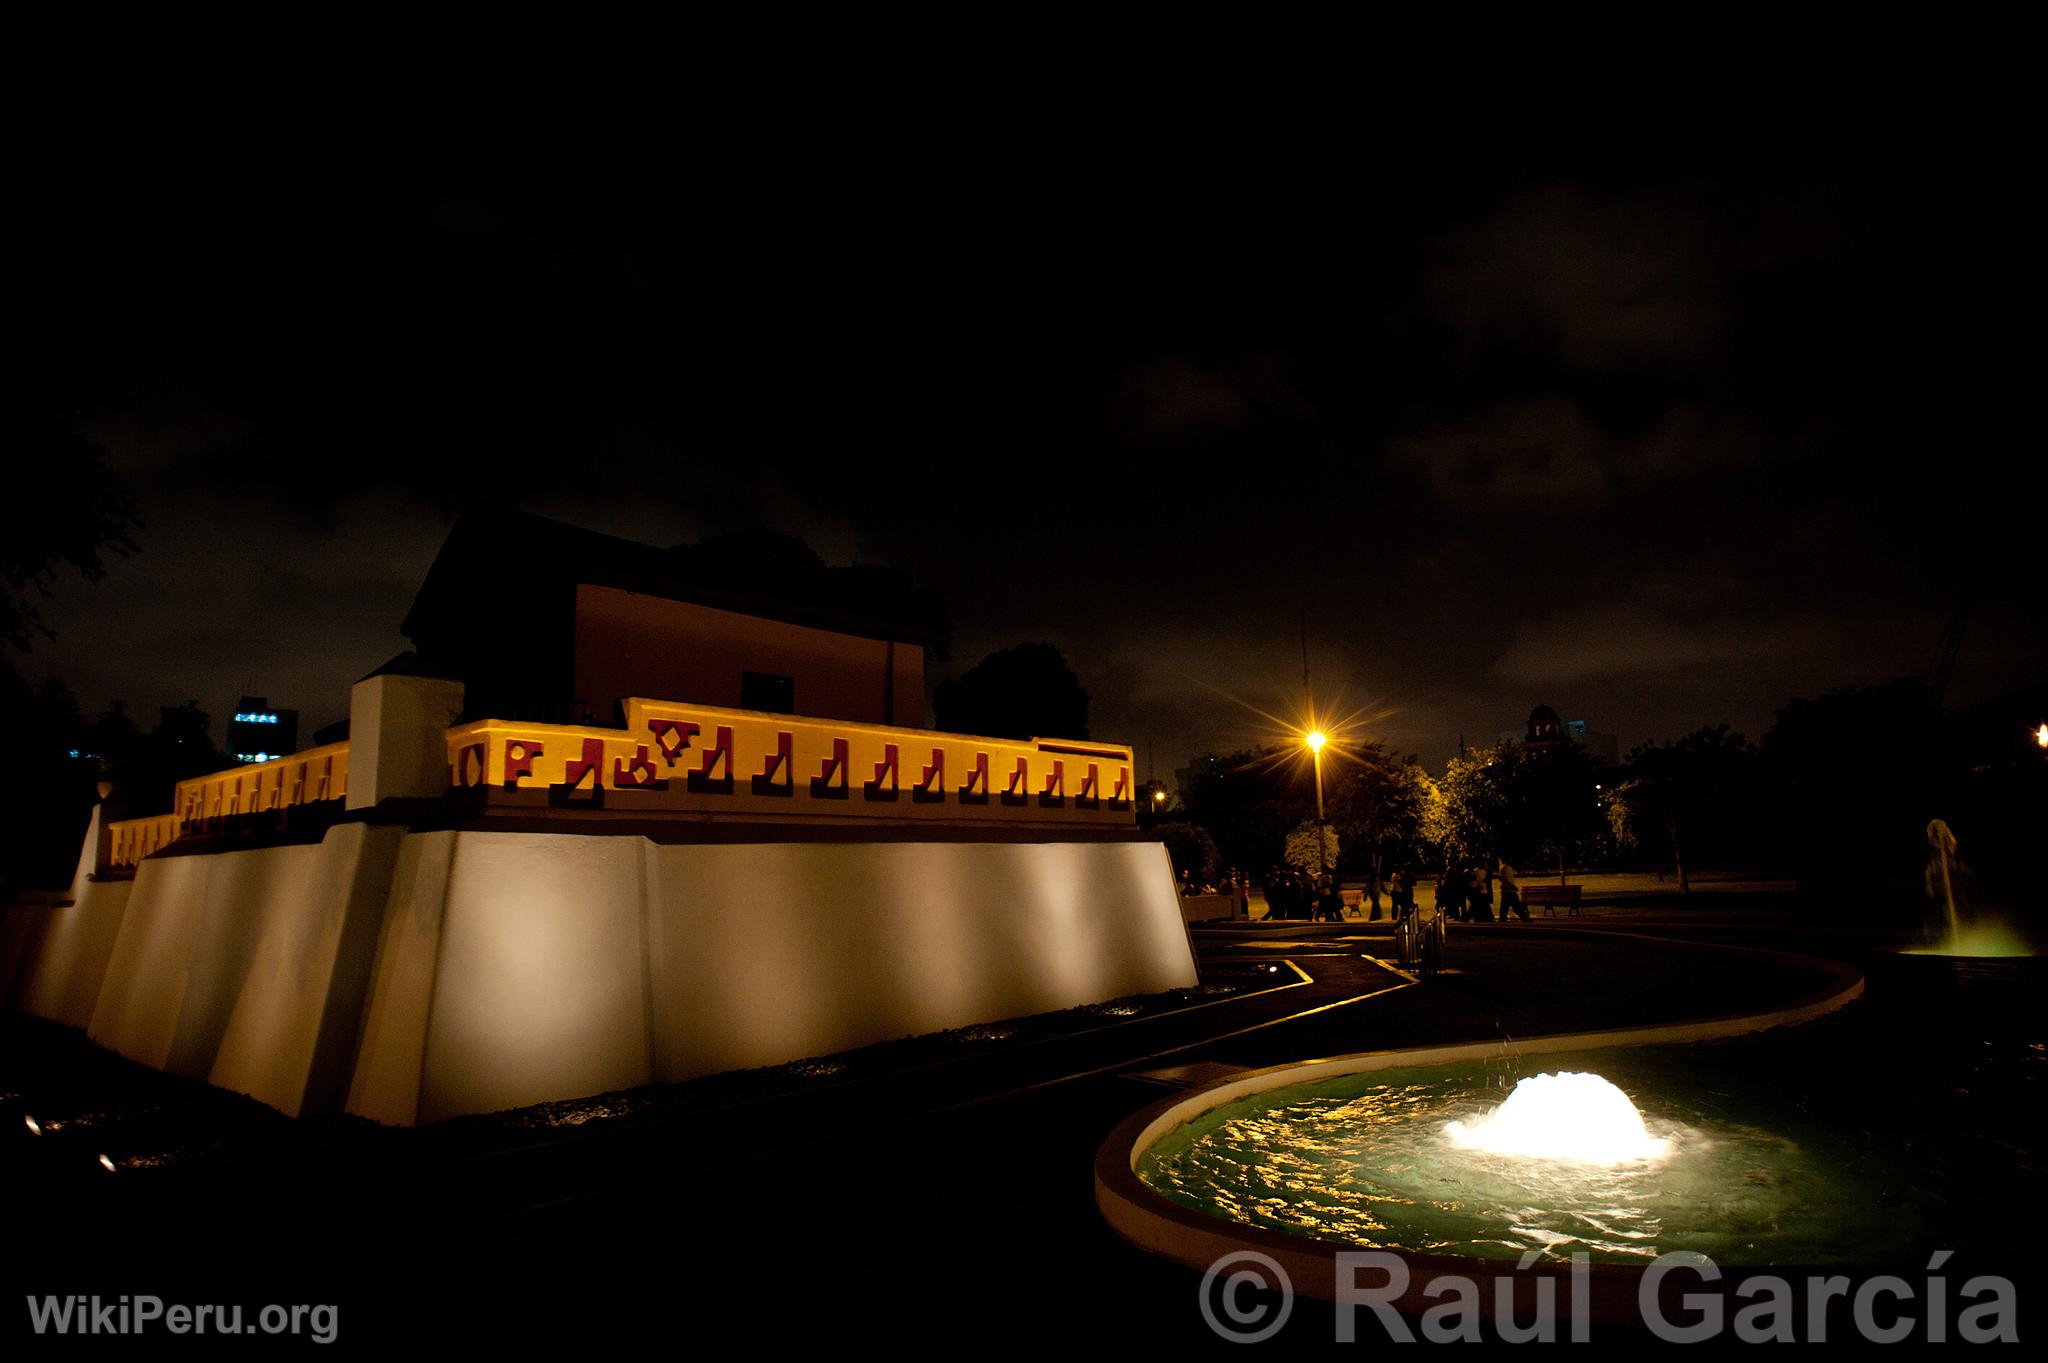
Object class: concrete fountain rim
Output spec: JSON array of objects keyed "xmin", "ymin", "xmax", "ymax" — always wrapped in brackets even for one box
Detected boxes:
[{"xmin": 1093, "ymin": 940, "xmax": 1868, "ymax": 1316}]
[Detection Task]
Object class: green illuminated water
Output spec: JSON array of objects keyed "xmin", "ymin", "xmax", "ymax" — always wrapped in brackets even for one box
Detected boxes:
[{"xmin": 1136, "ymin": 1045, "xmax": 1938, "ymax": 1266}]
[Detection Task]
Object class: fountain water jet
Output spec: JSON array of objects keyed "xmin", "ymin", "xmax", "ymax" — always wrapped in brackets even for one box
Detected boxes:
[
  {"xmin": 1443, "ymin": 1071, "xmax": 1673, "ymax": 1165},
  {"xmin": 1925, "ymin": 818, "xmax": 1963, "ymax": 940},
  {"xmin": 1911, "ymin": 819, "xmax": 2031, "ymax": 958}
]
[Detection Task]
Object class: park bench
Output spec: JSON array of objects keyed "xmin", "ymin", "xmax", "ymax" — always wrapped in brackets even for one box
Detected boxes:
[{"xmin": 1521, "ymin": 884, "xmax": 1583, "ymax": 916}]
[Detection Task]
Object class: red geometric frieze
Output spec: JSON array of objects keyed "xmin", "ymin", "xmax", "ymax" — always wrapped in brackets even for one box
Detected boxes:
[
  {"xmin": 913, "ymin": 747, "xmax": 945, "ymax": 804},
  {"xmin": 752, "ymin": 731, "xmax": 794, "ymax": 796},
  {"xmin": 649, "ymin": 718, "xmax": 699, "ymax": 767},
  {"xmin": 811, "ymin": 737, "xmax": 850, "ymax": 799},
  {"xmin": 687, "ymin": 726, "xmax": 735, "ymax": 794},
  {"xmin": 1001, "ymin": 756, "xmax": 1030, "ymax": 806},
  {"xmin": 614, "ymin": 744, "xmax": 665, "ymax": 789},
  {"xmin": 1039, "ymin": 759, "xmax": 1066, "ymax": 807},
  {"xmin": 504, "ymin": 740, "xmax": 543, "ymax": 788},
  {"xmin": 958, "ymin": 751, "xmax": 990, "ymax": 804},
  {"xmin": 558, "ymin": 737, "xmax": 607, "ymax": 803},
  {"xmin": 864, "ymin": 743, "xmax": 899, "ymax": 802}
]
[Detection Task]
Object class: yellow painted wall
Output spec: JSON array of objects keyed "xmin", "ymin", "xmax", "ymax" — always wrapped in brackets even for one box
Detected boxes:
[
  {"xmin": 108, "ymin": 699, "xmax": 1133, "ymax": 869},
  {"xmin": 448, "ymin": 697, "xmax": 1135, "ymax": 828}
]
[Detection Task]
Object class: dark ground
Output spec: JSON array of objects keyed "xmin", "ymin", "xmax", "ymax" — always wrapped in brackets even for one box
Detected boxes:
[{"xmin": 3, "ymin": 908, "xmax": 2041, "ymax": 1349}]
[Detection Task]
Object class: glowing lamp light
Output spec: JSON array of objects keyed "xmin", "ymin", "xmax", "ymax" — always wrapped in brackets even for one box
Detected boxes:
[
  {"xmin": 1444, "ymin": 1072, "xmax": 1673, "ymax": 1166},
  {"xmin": 1305, "ymin": 730, "xmax": 1327, "ymax": 753},
  {"xmin": 97, "ymin": 1154, "xmax": 116, "ymax": 1173},
  {"xmin": 24, "ymin": 1116, "xmax": 41, "ymax": 1136},
  {"xmin": 2036, "ymin": 723, "xmax": 2047, "ymax": 749}
]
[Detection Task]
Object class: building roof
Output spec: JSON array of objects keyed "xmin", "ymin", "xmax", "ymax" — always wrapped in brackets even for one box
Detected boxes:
[{"xmin": 402, "ymin": 509, "xmax": 951, "ymax": 651}]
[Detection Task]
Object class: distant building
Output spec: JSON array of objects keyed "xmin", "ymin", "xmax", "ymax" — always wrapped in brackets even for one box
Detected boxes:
[
  {"xmin": 1499, "ymin": 704, "xmax": 1619, "ymax": 766},
  {"xmin": 226, "ymin": 696, "xmax": 298, "ymax": 764}
]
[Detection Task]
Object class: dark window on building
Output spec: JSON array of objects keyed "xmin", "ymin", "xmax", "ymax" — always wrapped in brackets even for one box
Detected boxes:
[{"xmin": 741, "ymin": 671, "xmax": 796, "ymax": 714}]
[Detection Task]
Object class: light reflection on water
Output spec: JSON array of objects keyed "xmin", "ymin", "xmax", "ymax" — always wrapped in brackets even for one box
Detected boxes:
[{"xmin": 1136, "ymin": 1051, "xmax": 1931, "ymax": 1265}]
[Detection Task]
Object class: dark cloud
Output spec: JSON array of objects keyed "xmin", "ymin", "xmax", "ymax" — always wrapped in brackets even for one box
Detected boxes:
[{"xmin": 17, "ymin": 66, "xmax": 2046, "ymax": 772}]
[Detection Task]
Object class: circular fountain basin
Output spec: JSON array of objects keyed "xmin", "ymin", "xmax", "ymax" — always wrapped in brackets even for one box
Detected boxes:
[
  {"xmin": 1134, "ymin": 1053, "xmax": 1910, "ymax": 1267},
  {"xmin": 1097, "ymin": 958, "xmax": 1882, "ymax": 1314}
]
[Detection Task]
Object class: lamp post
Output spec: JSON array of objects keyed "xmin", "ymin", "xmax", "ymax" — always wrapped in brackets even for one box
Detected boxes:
[{"xmin": 1304, "ymin": 728, "xmax": 1333, "ymax": 893}]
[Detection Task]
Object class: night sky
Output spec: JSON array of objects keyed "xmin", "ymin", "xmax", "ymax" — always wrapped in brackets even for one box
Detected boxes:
[{"xmin": 20, "ymin": 66, "xmax": 2044, "ymax": 772}]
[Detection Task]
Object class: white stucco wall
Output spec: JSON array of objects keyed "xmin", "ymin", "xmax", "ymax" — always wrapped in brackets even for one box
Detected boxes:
[
  {"xmin": 410, "ymin": 832, "xmax": 653, "ymax": 1123},
  {"xmin": 15, "ymin": 822, "xmax": 1196, "ymax": 1125},
  {"xmin": 4, "ymin": 876, "xmax": 132, "ymax": 1029},
  {"xmin": 344, "ymin": 830, "xmax": 457, "ymax": 1126},
  {"xmin": 203, "ymin": 825, "xmax": 403, "ymax": 1115},
  {"xmin": 345, "ymin": 673, "xmax": 464, "ymax": 810},
  {"xmin": 642, "ymin": 840, "xmax": 1194, "ymax": 1080}
]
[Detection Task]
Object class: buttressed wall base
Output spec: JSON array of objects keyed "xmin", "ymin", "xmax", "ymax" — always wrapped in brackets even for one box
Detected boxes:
[{"xmin": 5, "ymin": 826, "xmax": 1194, "ymax": 1125}]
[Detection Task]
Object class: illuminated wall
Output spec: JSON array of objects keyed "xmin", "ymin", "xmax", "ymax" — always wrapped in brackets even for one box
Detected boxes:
[
  {"xmin": 348, "ymin": 831, "xmax": 1191, "ymax": 1123},
  {"xmin": 450, "ymin": 697, "xmax": 1135, "ymax": 829},
  {"xmin": 31, "ymin": 693, "xmax": 1185, "ymax": 1125},
  {"xmin": 12, "ymin": 824, "xmax": 1193, "ymax": 1125},
  {"xmin": 172, "ymin": 741, "xmax": 348, "ymax": 831},
  {"xmin": 107, "ymin": 698, "xmax": 1134, "ymax": 869}
]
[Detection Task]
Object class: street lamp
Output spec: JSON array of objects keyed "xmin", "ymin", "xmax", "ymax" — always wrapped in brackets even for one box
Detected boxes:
[{"xmin": 1305, "ymin": 729, "xmax": 1327, "ymax": 821}]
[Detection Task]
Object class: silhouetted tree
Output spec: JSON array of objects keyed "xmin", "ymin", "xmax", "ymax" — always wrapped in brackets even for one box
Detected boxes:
[
  {"xmin": 1177, "ymin": 746, "xmax": 1311, "ymax": 876},
  {"xmin": 2, "ymin": 407, "xmax": 138, "ymax": 654},
  {"xmin": 0, "ymin": 674, "xmax": 97, "ymax": 895},
  {"xmin": 0, "ymin": 405, "xmax": 139, "ymax": 893},
  {"xmin": 1428, "ymin": 740, "xmax": 1607, "ymax": 881},
  {"xmin": 1607, "ymin": 725, "xmax": 1756, "ymax": 894},
  {"xmin": 933, "ymin": 643, "xmax": 1089, "ymax": 740},
  {"xmin": 1154, "ymin": 821, "xmax": 1222, "ymax": 884},
  {"xmin": 1761, "ymin": 678, "xmax": 1943, "ymax": 900},
  {"xmin": 1324, "ymin": 744, "xmax": 1436, "ymax": 895},
  {"xmin": 101, "ymin": 702, "xmax": 227, "ymax": 816}
]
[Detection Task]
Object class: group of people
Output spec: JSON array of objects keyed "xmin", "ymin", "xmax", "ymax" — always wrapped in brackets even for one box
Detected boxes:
[
  {"xmin": 1434, "ymin": 861, "xmax": 1529, "ymax": 923},
  {"xmin": 1183, "ymin": 860, "xmax": 1532, "ymax": 924},
  {"xmin": 1250, "ymin": 862, "xmax": 1529, "ymax": 924},
  {"xmin": 1261, "ymin": 867, "xmax": 1344, "ymax": 921}
]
